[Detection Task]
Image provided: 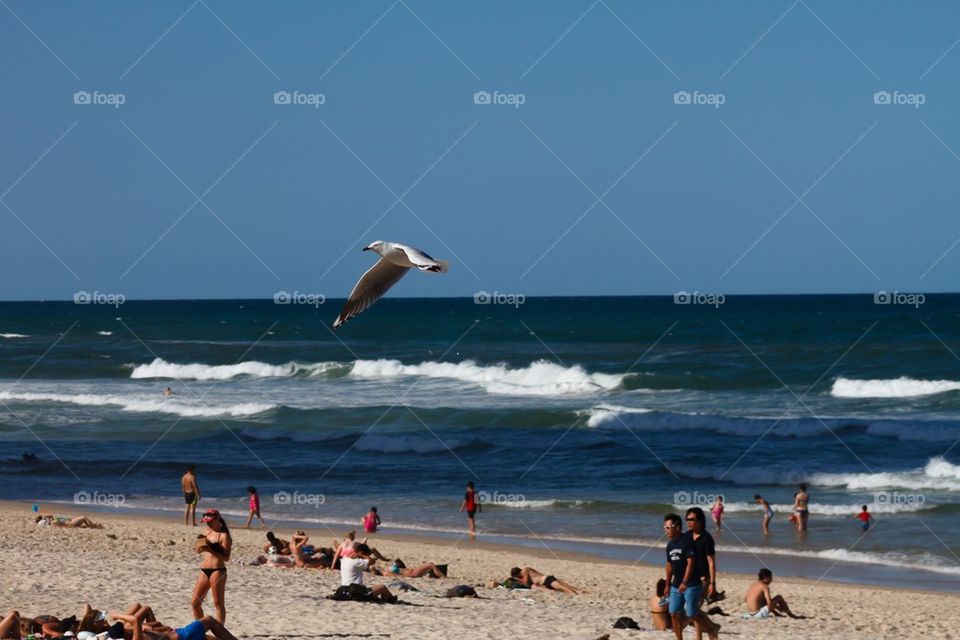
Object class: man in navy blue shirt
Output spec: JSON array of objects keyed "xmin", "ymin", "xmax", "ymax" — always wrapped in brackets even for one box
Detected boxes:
[{"xmin": 664, "ymin": 513, "xmax": 718, "ymax": 640}]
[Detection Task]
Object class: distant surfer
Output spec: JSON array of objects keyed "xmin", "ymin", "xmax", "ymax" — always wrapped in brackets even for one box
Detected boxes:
[{"xmin": 164, "ymin": 387, "xmax": 175, "ymax": 396}]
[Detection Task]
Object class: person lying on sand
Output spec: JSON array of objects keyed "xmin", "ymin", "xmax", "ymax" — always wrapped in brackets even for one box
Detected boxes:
[
  {"xmin": 290, "ymin": 531, "xmax": 334, "ymax": 569},
  {"xmin": 744, "ymin": 568, "xmax": 802, "ymax": 619},
  {"xmin": 372, "ymin": 558, "xmax": 448, "ymax": 578},
  {"xmin": 509, "ymin": 566, "xmax": 579, "ymax": 594},
  {"xmin": 111, "ymin": 603, "xmax": 239, "ymax": 640},
  {"xmin": 262, "ymin": 531, "xmax": 291, "ymax": 555},
  {"xmin": 35, "ymin": 514, "xmax": 103, "ymax": 528}
]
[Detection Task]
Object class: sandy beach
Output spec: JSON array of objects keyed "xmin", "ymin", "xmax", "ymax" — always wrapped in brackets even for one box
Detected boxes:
[{"xmin": 3, "ymin": 501, "xmax": 957, "ymax": 640}]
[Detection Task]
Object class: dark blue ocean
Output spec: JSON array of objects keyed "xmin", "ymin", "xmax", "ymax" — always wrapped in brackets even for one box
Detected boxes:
[{"xmin": 2, "ymin": 295, "xmax": 959, "ymax": 586}]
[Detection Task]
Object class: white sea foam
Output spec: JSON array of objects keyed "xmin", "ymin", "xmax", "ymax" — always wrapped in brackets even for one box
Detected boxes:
[
  {"xmin": 0, "ymin": 390, "xmax": 275, "ymax": 418},
  {"xmin": 0, "ymin": 333, "xmax": 29, "ymax": 338},
  {"xmin": 675, "ymin": 457, "xmax": 960, "ymax": 492},
  {"xmin": 97, "ymin": 331, "xmax": 113, "ymax": 336},
  {"xmin": 701, "ymin": 501, "xmax": 932, "ymax": 515},
  {"xmin": 832, "ymin": 376, "xmax": 960, "ymax": 398},
  {"xmin": 349, "ymin": 358, "xmax": 626, "ymax": 396},
  {"xmin": 129, "ymin": 357, "xmax": 344, "ymax": 380}
]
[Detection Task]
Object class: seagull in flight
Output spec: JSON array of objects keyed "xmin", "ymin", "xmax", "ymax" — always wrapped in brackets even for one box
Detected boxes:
[{"xmin": 333, "ymin": 241, "xmax": 450, "ymax": 328}]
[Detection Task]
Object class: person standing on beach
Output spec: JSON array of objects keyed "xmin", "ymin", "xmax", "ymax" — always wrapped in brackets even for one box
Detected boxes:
[
  {"xmin": 710, "ymin": 496, "xmax": 724, "ymax": 531},
  {"xmin": 856, "ymin": 504, "xmax": 872, "ymax": 532},
  {"xmin": 182, "ymin": 465, "xmax": 200, "ymax": 526},
  {"xmin": 663, "ymin": 513, "xmax": 716, "ymax": 640},
  {"xmin": 753, "ymin": 494, "xmax": 773, "ymax": 534},
  {"xmin": 793, "ymin": 484, "xmax": 809, "ymax": 532},
  {"xmin": 191, "ymin": 509, "xmax": 231, "ymax": 624},
  {"xmin": 459, "ymin": 481, "xmax": 481, "ymax": 537},
  {"xmin": 245, "ymin": 486, "xmax": 265, "ymax": 529},
  {"xmin": 685, "ymin": 508, "xmax": 721, "ymax": 639}
]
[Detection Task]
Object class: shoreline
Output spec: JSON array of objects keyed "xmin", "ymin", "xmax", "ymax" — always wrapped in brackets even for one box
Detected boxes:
[{"xmin": 12, "ymin": 498, "xmax": 957, "ymax": 596}]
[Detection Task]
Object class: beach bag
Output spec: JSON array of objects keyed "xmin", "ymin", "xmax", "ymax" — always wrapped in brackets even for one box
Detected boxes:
[
  {"xmin": 613, "ymin": 617, "xmax": 640, "ymax": 629},
  {"xmin": 329, "ymin": 584, "xmax": 375, "ymax": 602},
  {"xmin": 444, "ymin": 585, "xmax": 477, "ymax": 598}
]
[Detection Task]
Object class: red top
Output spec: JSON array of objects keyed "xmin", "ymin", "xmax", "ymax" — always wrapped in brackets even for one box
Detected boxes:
[
  {"xmin": 857, "ymin": 511, "xmax": 870, "ymax": 522},
  {"xmin": 250, "ymin": 494, "xmax": 260, "ymax": 511}
]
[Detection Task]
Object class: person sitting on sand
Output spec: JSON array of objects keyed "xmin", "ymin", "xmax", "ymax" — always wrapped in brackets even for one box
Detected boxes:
[
  {"xmin": 650, "ymin": 578, "xmax": 671, "ymax": 631},
  {"xmin": 35, "ymin": 514, "xmax": 103, "ymax": 528},
  {"xmin": 509, "ymin": 566, "xmax": 579, "ymax": 595},
  {"xmin": 330, "ymin": 530, "xmax": 389, "ymax": 568},
  {"xmin": 372, "ymin": 558, "xmax": 448, "ymax": 578},
  {"xmin": 744, "ymin": 568, "xmax": 801, "ymax": 619},
  {"xmin": 262, "ymin": 531, "xmax": 291, "ymax": 555},
  {"xmin": 111, "ymin": 602, "xmax": 239, "ymax": 640},
  {"xmin": 336, "ymin": 543, "xmax": 397, "ymax": 604}
]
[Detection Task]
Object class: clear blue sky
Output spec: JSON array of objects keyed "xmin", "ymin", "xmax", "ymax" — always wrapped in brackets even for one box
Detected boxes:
[{"xmin": 2, "ymin": 0, "xmax": 959, "ymax": 300}]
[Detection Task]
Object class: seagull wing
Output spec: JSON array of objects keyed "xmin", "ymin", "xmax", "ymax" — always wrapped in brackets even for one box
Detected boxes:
[
  {"xmin": 396, "ymin": 243, "xmax": 450, "ymax": 273},
  {"xmin": 333, "ymin": 258, "xmax": 410, "ymax": 328}
]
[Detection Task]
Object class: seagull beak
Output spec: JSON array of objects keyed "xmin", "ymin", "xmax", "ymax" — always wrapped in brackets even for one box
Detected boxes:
[{"xmin": 362, "ymin": 246, "xmax": 371, "ymax": 251}]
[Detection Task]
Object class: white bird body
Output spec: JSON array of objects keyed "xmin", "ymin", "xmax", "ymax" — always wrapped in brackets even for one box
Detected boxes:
[{"xmin": 333, "ymin": 241, "xmax": 449, "ymax": 328}]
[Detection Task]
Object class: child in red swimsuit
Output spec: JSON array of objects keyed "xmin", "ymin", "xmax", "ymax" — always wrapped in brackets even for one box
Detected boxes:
[
  {"xmin": 857, "ymin": 505, "xmax": 872, "ymax": 531},
  {"xmin": 245, "ymin": 486, "xmax": 265, "ymax": 529}
]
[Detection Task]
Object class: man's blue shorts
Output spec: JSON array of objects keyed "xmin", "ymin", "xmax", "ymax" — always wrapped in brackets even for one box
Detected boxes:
[
  {"xmin": 668, "ymin": 584, "xmax": 703, "ymax": 618},
  {"xmin": 175, "ymin": 620, "xmax": 206, "ymax": 640}
]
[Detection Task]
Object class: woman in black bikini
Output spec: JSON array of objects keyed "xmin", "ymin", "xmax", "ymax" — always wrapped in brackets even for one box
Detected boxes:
[{"xmin": 190, "ymin": 509, "xmax": 231, "ymax": 624}]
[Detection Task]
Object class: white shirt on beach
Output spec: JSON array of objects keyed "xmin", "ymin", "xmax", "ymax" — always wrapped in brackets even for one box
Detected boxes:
[{"xmin": 340, "ymin": 557, "xmax": 369, "ymax": 586}]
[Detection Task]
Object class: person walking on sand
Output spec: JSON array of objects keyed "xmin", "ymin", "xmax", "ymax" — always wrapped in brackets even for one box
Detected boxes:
[
  {"xmin": 191, "ymin": 509, "xmax": 231, "ymax": 624},
  {"xmin": 182, "ymin": 465, "xmax": 200, "ymax": 526},
  {"xmin": 244, "ymin": 486, "xmax": 265, "ymax": 529},
  {"xmin": 362, "ymin": 506, "xmax": 381, "ymax": 534},
  {"xmin": 663, "ymin": 513, "xmax": 717, "ymax": 640},
  {"xmin": 753, "ymin": 494, "xmax": 773, "ymax": 534},
  {"xmin": 856, "ymin": 504, "xmax": 872, "ymax": 532},
  {"xmin": 459, "ymin": 481, "xmax": 481, "ymax": 537},
  {"xmin": 793, "ymin": 484, "xmax": 809, "ymax": 532},
  {"xmin": 684, "ymin": 508, "xmax": 721, "ymax": 639}
]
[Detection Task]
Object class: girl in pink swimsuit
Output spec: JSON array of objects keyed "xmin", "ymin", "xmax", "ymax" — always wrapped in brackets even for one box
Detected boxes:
[{"xmin": 711, "ymin": 496, "xmax": 724, "ymax": 531}]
